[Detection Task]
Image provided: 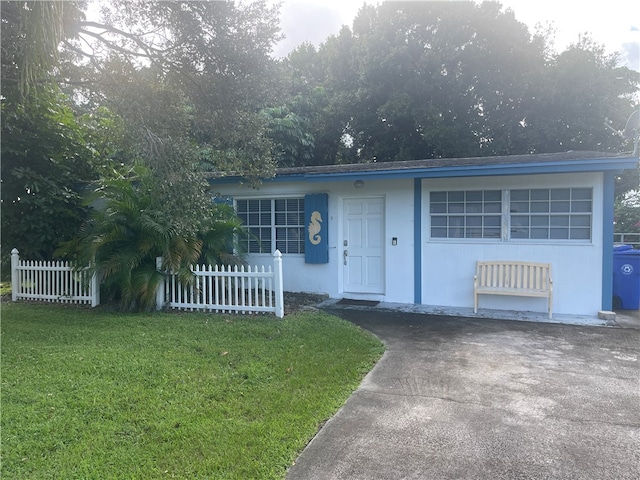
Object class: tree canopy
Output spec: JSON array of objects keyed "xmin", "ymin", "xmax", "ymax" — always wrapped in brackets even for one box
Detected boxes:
[{"xmin": 280, "ymin": 1, "xmax": 639, "ymax": 165}]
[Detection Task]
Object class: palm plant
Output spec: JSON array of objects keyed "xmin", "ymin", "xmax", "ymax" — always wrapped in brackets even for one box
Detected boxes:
[{"xmin": 59, "ymin": 165, "xmax": 245, "ymax": 312}]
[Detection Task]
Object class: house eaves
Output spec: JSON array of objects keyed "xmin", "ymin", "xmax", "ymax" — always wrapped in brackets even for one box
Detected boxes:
[{"xmin": 208, "ymin": 151, "xmax": 639, "ymax": 184}]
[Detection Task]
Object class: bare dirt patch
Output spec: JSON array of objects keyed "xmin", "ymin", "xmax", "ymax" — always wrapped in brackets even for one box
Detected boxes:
[{"xmin": 284, "ymin": 292, "xmax": 328, "ymax": 315}]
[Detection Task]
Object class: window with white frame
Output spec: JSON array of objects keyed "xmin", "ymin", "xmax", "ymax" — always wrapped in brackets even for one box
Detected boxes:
[
  {"xmin": 429, "ymin": 187, "xmax": 593, "ymax": 242},
  {"xmin": 236, "ymin": 198, "xmax": 305, "ymax": 254},
  {"xmin": 509, "ymin": 188, "xmax": 592, "ymax": 240},
  {"xmin": 430, "ymin": 190, "xmax": 502, "ymax": 239}
]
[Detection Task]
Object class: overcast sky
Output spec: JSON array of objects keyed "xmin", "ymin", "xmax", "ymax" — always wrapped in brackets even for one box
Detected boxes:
[{"xmin": 271, "ymin": 0, "xmax": 640, "ymax": 71}]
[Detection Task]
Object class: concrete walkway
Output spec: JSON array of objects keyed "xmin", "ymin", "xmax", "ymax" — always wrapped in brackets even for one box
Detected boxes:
[{"xmin": 287, "ymin": 308, "xmax": 640, "ymax": 480}]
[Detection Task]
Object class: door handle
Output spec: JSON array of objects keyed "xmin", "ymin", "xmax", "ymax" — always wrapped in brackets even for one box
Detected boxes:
[{"xmin": 343, "ymin": 249, "xmax": 348, "ymax": 265}]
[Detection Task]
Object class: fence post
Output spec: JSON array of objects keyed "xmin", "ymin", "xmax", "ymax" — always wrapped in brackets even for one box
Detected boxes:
[
  {"xmin": 155, "ymin": 256, "xmax": 165, "ymax": 311},
  {"xmin": 11, "ymin": 248, "xmax": 20, "ymax": 302},
  {"xmin": 90, "ymin": 265, "xmax": 100, "ymax": 308},
  {"xmin": 273, "ymin": 250, "xmax": 284, "ymax": 318}
]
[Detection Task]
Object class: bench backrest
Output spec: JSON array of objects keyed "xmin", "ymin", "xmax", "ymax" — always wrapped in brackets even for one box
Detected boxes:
[{"xmin": 475, "ymin": 261, "xmax": 552, "ymax": 291}]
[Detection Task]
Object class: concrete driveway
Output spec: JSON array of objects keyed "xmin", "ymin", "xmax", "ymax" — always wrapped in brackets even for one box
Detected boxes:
[{"xmin": 287, "ymin": 310, "xmax": 640, "ymax": 480}]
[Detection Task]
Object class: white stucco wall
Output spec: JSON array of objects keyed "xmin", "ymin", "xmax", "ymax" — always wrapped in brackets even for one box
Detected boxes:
[
  {"xmin": 213, "ymin": 178, "xmax": 416, "ymax": 303},
  {"xmin": 421, "ymin": 172, "xmax": 604, "ymax": 316},
  {"xmin": 213, "ymin": 170, "xmax": 606, "ymax": 316}
]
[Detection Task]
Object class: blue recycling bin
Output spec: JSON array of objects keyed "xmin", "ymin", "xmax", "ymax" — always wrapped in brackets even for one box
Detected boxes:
[{"xmin": 613, "ymin": 245, "xmax": 640, "ymax": 310}]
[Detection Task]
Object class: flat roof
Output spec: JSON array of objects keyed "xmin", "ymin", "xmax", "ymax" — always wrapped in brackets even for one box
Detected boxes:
[{"xmin": 209, "ymin": 151, "xmax": 639, "ymax": 184}]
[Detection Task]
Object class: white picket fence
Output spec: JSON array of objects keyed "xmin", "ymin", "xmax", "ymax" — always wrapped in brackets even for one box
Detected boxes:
[
  {"xmin": 159, "ymin": 250, "xmax": 284, "ymax": 317},
  {"xmin": 10, "ymin": 248, "xmax": 100, "ymax": 307},
  {"xmin": 10, "ymin": 248, "xmax": 284, "ymax": 317}
]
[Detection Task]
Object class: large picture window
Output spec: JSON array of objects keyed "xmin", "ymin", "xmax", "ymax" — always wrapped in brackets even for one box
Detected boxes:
[
  {"xmin": 510, "ymin": 188, "xmax": 592, "ymax": 240},
  {"xmin": 430, "ymin": 190, "xmax": 502, "ymax": 239},
  {"xmin": 236, "ymin": 198, "xmax": 305, "ymax": 254},
  {"xmin": 429, "ymin": 187, "xmax": 593, "ymax": 242}
]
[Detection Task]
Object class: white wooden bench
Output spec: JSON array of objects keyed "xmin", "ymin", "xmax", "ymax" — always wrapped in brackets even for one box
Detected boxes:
[{"xmin": 474, "ymin": 261, "xmax": 553, "ymax": 319}]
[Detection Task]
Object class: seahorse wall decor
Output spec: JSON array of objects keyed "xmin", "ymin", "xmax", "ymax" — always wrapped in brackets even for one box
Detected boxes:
[{"xmin": 308, "ymin": 211, "xmax": 322, "ymax": 245}]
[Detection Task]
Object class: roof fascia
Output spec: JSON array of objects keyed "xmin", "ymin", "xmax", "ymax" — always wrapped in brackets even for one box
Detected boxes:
[
  {"xmin": 296, "ymin": 157, "xmax": 638, "ymax": 183},
  {"xmin": 208, "ymin": 157, "xmax": 638, "ymax": 185}
]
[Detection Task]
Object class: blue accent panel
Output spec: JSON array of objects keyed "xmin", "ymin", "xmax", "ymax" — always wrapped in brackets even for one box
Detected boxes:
[
  {"xmin": 304, "ymin": 193, "xmax": 329, "ymax": 264},
  {"xmin": 414, "ymin": 179, "xmax": 422, "ymax": 304},
  {"xmin": 602, "ymin": 172, "xmax": 615, "ymax": 310}
]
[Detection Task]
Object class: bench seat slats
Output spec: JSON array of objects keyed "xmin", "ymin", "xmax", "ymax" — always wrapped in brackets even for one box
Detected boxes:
[{"xmin": 474, "ymin": 261, "xmax": 553, "ymax": 318}]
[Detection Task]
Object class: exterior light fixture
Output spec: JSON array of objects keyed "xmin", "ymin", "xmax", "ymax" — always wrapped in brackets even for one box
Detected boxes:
[{"xmin": 354, "ymin": 180, "xmax": 365, "ymax": 188}]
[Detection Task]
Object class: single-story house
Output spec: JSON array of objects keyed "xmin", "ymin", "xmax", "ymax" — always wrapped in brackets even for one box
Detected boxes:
[{"xmin": 210, "ymin": 151, "xmax": 638, "ymax": 316}]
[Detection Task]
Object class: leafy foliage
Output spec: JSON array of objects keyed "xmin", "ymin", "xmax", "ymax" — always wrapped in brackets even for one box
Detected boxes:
[
  {"xmin": 1, "ymin": 86, "xmax": 96, "ymax": 266},
  {"xmin": 280, "ymin": 1, "xmax": 639, "ymax": 165},
  {"xmin": 262, "ymin": 94, "xmax": 317, "ymax": 167},
  {"xmin": 66, "ymin": 0, "xmax": 282, "ymax": 185},
  {"xmin": 615, "ymin": 191, "xmax": 640, "ymax": 234},
  {"xmin": 58, "ymin": 166, "xmax": 246, "ymax": 312},
  {"xmin": 0, "ymin": 1, "xmax": 84, "ymax": 95}
]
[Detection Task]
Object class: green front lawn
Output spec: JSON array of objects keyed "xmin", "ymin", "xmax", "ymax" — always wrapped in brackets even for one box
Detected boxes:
[{"xmin": 1, "ymin": 303, "xmax": 384, "ymax": 479}]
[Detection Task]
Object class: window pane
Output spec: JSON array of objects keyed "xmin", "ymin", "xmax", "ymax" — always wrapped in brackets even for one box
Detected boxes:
[
  {"xmin": 466, "ymin": 202, "xmax": 482, "ymax": 213},
  {"xmin": 550, "ymin": 201, "xmax": 570, "ymax": 213},
  {"xmin": 431, "ymin": 227, "xmax": 447, "ymax": 237},
  {"xmin": 430, "ymin": 192, "xmax": 446, "ymax": 202},
  {"xmin": 511, "ymin": 215, "xmax": 529, "ymax": 227},
  {"xmin": 448, "ymin": 203, "xmax": 464, "ymax": 213},
  {"xmin": 484, "ymin": 202, "xmax": 502, "ymax": 213},
  {"xmin": 484, "ymin": 216, "xmax": 501, "ymax": 227},
  {"xmin": 570, "ymin": 228, "xmax": 590, "ymax": 240},
  {"xmin": 448, "ymin": 227, "xmax": 464, "ymax": 238},
  {"xmin": 531, "ymin": 216, "xmax": 549, "ymax": 227},
  {"xmin": 531, "ymin": 189, "xmax": 549, "ymax": 201},
  {"xmin": 484, "ymin": 227, "xmax": 501, "ymax": 238},
  {"xmin": 550, "ymin": 228, "xmax": 569, "ymax": 239},
  {"xmin": 511, "ymin": 202, "xmax": 529, "ymax": 213},
  {"xmin": 448, "ymin": 191, "xmax": 464, "ymax": 202},
  {"xmin": 531, "ymin": 202, "xmax": 549, "ymax": 213},
  {"xmin": 571, "ymin": 201, "xmax": 591, "ymax": 213},
  {"xmin": 531, "ymin": 228, "xmax": 549, "ymax": 239},
  {"xmin": 466, "ymin": 216, "xmax": 482, "ymax": 227},
  {"xmin": 570, "ymin": 215, "xmax": 590, "ymax": 227},
  {"xmin": 511, "ymin": 190, "xmax": 529, "ymax": 201},
  {"xmin": 467, "ymin": 227, "xmax": 482, "ymax": 237},
  {"xmin": 466, "ymin": 191, "xmax": 482, "ymax": 202},
  {"xmin": 287, "ymin": 212, "xmax": 300, "ymax": 224},
  {"xmin": 430, "ymin": 203, "xmax": 446, "ymax": 214},
  {"xmin": 572, "ymin": 188, "xmax": 592, "ymax": 200},
  {"xmin": 550, "ymin": 215, "xmax": 569, "ymax": 227},
  {"xmin": 431, "ymin": 216, "xmax": 447, "ymax": 227},
  {"xmin": 551, "ymin": 189, "xmax": 570, "ymax": 200},
  {"xmin": 484, "ymin": 190, "xmax": 502, "ymax": 202}
]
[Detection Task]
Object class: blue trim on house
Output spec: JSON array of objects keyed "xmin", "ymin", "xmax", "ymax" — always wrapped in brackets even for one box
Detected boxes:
[
  {"xmin": 209, "ymin": 157, "xmax": 637, "ymax": 185},
  {"xmin": 414, "ymin": 178, "xmax": 422, "ymax": 304},
  {"xmin": 601, "ymin": 171, "xmax": 615, "ymax": 311},
  {"xmin": 298, "ymin": 159, "xmax": 636, "ymax": 182}
]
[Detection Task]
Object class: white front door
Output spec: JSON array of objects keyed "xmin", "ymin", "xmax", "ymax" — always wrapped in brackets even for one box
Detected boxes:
[{"xmin": 343, "ymin": 197, "xmax": 384, "ymax": 294}]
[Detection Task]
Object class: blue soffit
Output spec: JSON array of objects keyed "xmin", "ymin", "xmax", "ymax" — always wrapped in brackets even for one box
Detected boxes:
[{"xmin": 208, "ymin": 151, "xmax": 639, "ymax": 184}]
